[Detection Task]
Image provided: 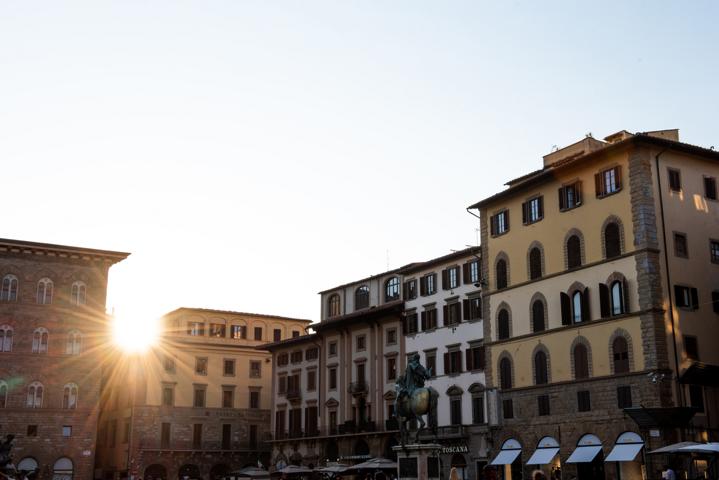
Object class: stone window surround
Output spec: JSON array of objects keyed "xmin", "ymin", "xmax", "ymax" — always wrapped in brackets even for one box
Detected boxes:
[
  {"xmin": 529, "ymin": 292, "xmax": 548, "ymax": 333},
  {"xmin": 563, "ymin": 228, "xmax": 586, "ymax": 270},
  {"xmin": 531, "ymin": 343, "xmax": 552, "ymax": 385},
  {"xmin": 608, "ymin": 328, "xmax": 635, "ymax": 374},
  {"xmin": 601, "ymin": 215, "xmax": 626, "ymax": 259},
  {"xmin": 494, "ymin": 251, "xmax": 510, "ymax": 290},
  {"xmin": 496, "ymin": 350, "xmax": 514, "ymax": 390},
  {"xmin": 569, "ymin": 336, "xmax": 594, "ymax": 380},
  {"xmin": 526, "ymin": 241, "xmax": 546, "ymax": 281},
  {"xmin": 495, "ymin": 302, "xmax": 512, "ymax": 341}
]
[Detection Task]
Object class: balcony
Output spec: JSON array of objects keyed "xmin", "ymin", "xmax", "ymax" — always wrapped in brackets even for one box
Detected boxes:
[
  {"xmin": 285, "ymin": 387, "xmax": 302, "ymax": 402},
  {"xmin": 348, "ymin": 381, "xmax": 368, "ymax": 396},
  {"xmin": 418, "ymin": 424, "xmax": 467, "ymax": 440}
]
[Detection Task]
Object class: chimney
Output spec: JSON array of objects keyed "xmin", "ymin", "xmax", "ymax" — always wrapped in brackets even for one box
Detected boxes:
[{"xmin": 543, "ymin": 136, "xmax": 607, "ymax": 168}]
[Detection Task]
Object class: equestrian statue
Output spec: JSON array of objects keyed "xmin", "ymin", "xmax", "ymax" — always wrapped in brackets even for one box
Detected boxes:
[{"xmin": 394, "ymin": 353, "xmax": 438, "ymax": 446}]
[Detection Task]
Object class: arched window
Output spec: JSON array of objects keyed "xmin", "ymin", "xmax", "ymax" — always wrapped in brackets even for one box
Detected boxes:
[
  {"xmin": 612, "ymin": 337, "xmax": 629, "ymax": 374},
  {"xmin": 17, "ymin": 458, "xmax": 38, "ymax": 473},
  {"xmin": 0, "ymin": 380, "xmax": 7, "ymax": 408},
  {"xmin": 32, "ymin": 328, "xmax": 49, "ymax": 354},
  {"xmin": 499, "ymin": 357, "xmax": 512, "ymax": 390},
  {"xmin": 532, "ymin": 300, "xmax": 545, "ymax": 332},
  {"xmin": 385, "ymin": 277, "xmax": 400, "ymax": 302},
  {"xmin": 496, "ymin": 259, "xmax": 508, "ymax": 289},
  {"xmin": 572, "ymin": 291, "xmax": 583, "ymax": 324},
  {"xmin": 71, "ymin": 281, "xmax": 86, "ymax": 306},
  {"xmin": 529, "ymin": 248, "xmax": 542, "ymax": 280},
  {"xmin": 605, "ymin": 222, "xmax": 621, "ymax": 258},
  {"xmin": 355, "ymin": 285, "xmax": 370, "ymax": 310},
  {"xmin": 497, "ymin": 309, "xmax": 510, "ymax": 340},
  {"xmin": 36, "ymin": 278, "xmax": 53, "ymax": 305},
  {"xmin": 567, "ymin": 235, "xmax": 582, "ymax": 269},
  {"xmin": 534, "ymin": 351, "xmax": 548, "ymax": 385},
  {"xmin": 611, "ymin": 281, "xmax": 624, "ymax": 315},
  {"xmin": 1, "ymin": 275, "xmax": 18, "ymax": 302},
  {"xmin": 573, "ymin": 344, "xmax": 589, "ymax": 379},
  {"xmin": 27, "ymin": 381, "xmax": 43, "ymax": 408},
  {"xmin": 0, "ymin": 325, "xmax": 13, "ymax": 352},
  {"xmin": 66, "ymin": 330, "xmax": 81, "ymax": 355},
  {"xmin": 328, "ymin": 294, "xmax": 341, "ymax": 317},
  {"xmin": 53, "ymin": 457, "xmax": 73, "ymax": 480},
  {"xmin": 63, "ymin": 383, "xmax": 78, "ymax": 409}
]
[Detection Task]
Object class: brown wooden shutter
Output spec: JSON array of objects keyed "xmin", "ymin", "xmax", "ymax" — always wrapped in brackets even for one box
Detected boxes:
[
  {"xmin": 599, "ymin": 283, "xmax": 610, "ymax": 318},
  {"xmin": 538, "ymin": 196, "xmax": 544, "ymax": 218},
  {"xmin": 505, "ymin": 210, "xmax": 509, "ymax": 230},
  {"xmin": 691, "ymin": 288, "xmax": 699, "ymax": 310},
  {"xmin": 582, "ymin": 287, "xmax": 591, "ymax": 322},
  {"xmin": 403, "ymin": 282, "xmax": 408, "ymax": 299},
  {"xmin": 561, "ymin": 292, "xmax": 571, "ymax": 325},
  {"xmin": 442, "ymin": 269, "xmax": 448, "ymax": 290},
  {"xmin": 443, "ymin": 352, "xmax": 449, "ymax": 375},
  {"xmin": 522, "ymin": 201, "xmax": 528, "ymax": 224},
  {"xmin": 478, "ymin": 346, "xmax": 486, "ymax": 370},
  {"xmin": 462, "ymin": 263, "xmax": 470, "ymax": 284},
  {"xmin": 419, "ymin": 277, "xmax": 426, "ymax": 296},
  {"xmin": 420, "ymin": 311, "xmax": 427, "ymax": 330},
  {"xmin": 616, "ymin": 166, "xmax": 622, "ymax": 189},
  {"xmin": 576, "ymin": 181, "xmax": 583, "ymax": 204},
  {"xmin": 466, "ymin": 349, "xmax": 473, "ymax": 371},
  {"xmin": 622, "ymin": 279, "xmax": 629, "ymax": 314},
  {"xmin": 442, "ymin": 305, "xmax": 448, "ymax": 326},
  {"xmin": 490, "ymin": 215, "xmax": 497, "ymax": 235},
  {"xmin": 458, "ymin": 351, "xmax": 463, "ymax": 373},
  {"xmin": 595, "ymin": 172, "xmax": 603, "ymax": 197},
  {"xmin": 463, "ymin": 299, "xmax": 470, "ymax": 320},
  {"xmin": 558, "ymin": 187, "xmax": 565, "ymax": 210}
]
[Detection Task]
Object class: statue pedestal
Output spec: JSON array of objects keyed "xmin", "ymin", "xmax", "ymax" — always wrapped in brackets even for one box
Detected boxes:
[{"xmin": 392, "ymin": 443, "xmax": 442, "ymax": 480}]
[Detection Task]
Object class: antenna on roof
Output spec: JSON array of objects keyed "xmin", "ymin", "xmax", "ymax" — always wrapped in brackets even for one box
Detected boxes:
[
  {"xmin": 585, "ymin": 132, "xmax": 593, "ymax": 138},
  {"xmin": 551, "ymin": 145, "xmax": 559, "ymax": 152}
]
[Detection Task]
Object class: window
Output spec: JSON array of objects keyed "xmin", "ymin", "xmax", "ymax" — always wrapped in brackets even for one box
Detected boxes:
[
  {"xmin": 250, "ymin": 360, "xmax": 262, "ymax": 378},
  {"xmin": 0, "ymin": 325, "xmax": 13, "ymax": 352},
  {"xmin": 356, "ymin": 363, "xmax": 366, "ymax": 384},
  {"xmin": 674, "ymin": 232, "xmax": 688, "ymax": 258},
  {"xmin": 443, "ymin": 267, "xmax": 460, "ymax": 290},
  {"xmin": 32, "ymin": 328, "xmax": 49, "ymax": 354},
  {"xmin": 466, "ymin": 344, "xmax": 485, "ymax": 371},
  {"xmin": 162, "ymin": 385, "xmax": 174, "ymax": 406},
  {"xmin": 192, "ymin": 424, "xmax": 202, "ymax": 449},
  {"xmin": 497, "ymin": 309, "xmax": 510, "ymax": 340},
  {"xmin": 617, "ymin": 386, "xmax": 632, "ymax": 409},
  {"xmin": 161, "ymin": 423, "xmax": 171, "ymax": 448},
  {"xmin": 222, "ymin": 388, "xmax": 234, "ymax": 408},
  {"xmin": 534, "ymin": 351, "xmax": 548, "ymax": 385},
  {"xmin": 601, "ymin": 280, "xmax": 627, "ymax": 317},
  {"xmin": 426, "ymin": 351, "xmax": 437, "ymax": 377},
  {"xmin": 499, "ymin": 357, "xmax": 512, "ymax": 389},
  {"xmin": 328, "ymin": 294, "xmax": 341, "ymax": 317},
  {"xmin": 472, "ymin": 395, "xmax": 484, "ymax": 424},
  {"xmin": 577, "ymin": 390, "xmax": 591, "ymax": 412},
  {"xmin": 328, "ymin": 367, "xmax": 337, "ymax": 390},
  {"xmin": 386, "ymin": 328, "xmax": 397, "ymax": 345},
  {"xmin": 612, "ymin": 337, "xmax": 630, "ymax": 373},
  {"xmin": 0, "ymin": 381, "xmax": 7, "ymax": 407},
  {"xmin": 405, "ymin": 312, "xmax": 418, "ymax": 334},
  {"xmin": 62, "ymin": 425, "xmax": 72, "ymax": 437},
  {"xmin": 566, "ymin": 235, "xmax": 582, "ymax": 269},
  {"xmin": 27, "ymin": 425, "xmax": 38, "ymax": 437},
  {"xmin": 387, "ymin": 357, "xmax": 397, "ymax": 381},
  {"xmin": 27, "ymin": 382, "xmax": 43, "ymax": 408},
  {"xmin": 450, "ymin": 396, "xmax": 462, "ymax": 425},
  {"xmin": 529, "ymin": 247, "xmax": 542, "ymax": 280},
  {"xmin": 490, "ymin": 209, "xmax": 510, "ymax": 236},
  {"xmin": 307, "ymin": 370, "xmax": 316, "ymax": 391},
  {"xmin": 1, "ymin": 275, "xmax": 18, "ymax": 302},
  {"xmin": 292, "ymin": 330, "xmax": 300, "ymax": 338},
  {"xmin": 222, "ymin": 424, "xmax": 231, "ymax": 449},
  {"xmin": 195, "ymin": 357, "xmax": 208, "ymax": 375},
  {"xmin": 532, "ymin": 300, "xmax": 545, "ymax": 332},
  {"xmin": 420, "ymin": 274, "xmax": 437, "ymax": 296},
  {"xmin": 224, "ymin": 359, "xmax": 235, "ymax": 376},
  {"xmin": 668, "ymin": 168, "xmax": 681, "ymax": 192},
  {"xmin": 291, "ymin": 351, "xmax": 303, "ymax": 363},
  {"xmin": 495, "ymin": 259, "xmax": 508, "ymax": 289},
  {"xmin": 684, "ymin": 336, "xmax": 699, "ymax": 360},
  {"xmin": 689, "ymin": 385, "xmax": 704, "ymax": 412},
  {"xmin": 209, "ymin": 323, "xmax": 226, "ymax": 338},
  {"xmin": 66, "ymin": 330, "xmax": 81, "ymax": 355},
  {"xmin": 250, "ymin": 390, "xmax": 260, "ymax": 409},
  {"xmin": 230, "ymin": 324, "xmax": 247, "ymax": 339},
  {"xmin": 595, "ymin": 166, "xmax": 622, "ymax": 197},
  {"xmin": 464, "ymin": 260, "xmax": 480, "ymax": 285},
  {"xmin": 522, "ymin": 196, "xmax": 544, "ymax": 224},
  {"xmin": 188, "ymin": 322, "xmax": 205, "ymax": 336},
  {"xmin": 573, "ymin": 344, "xmax": 589, "ymax": 379},
  {"xmin": 278, "ymin": 376, "xmax": 287, "ymax": 394},
  {"xmin": 421, "ymin": 308, "xmax": 437, "ymax": 331},
  {"xmin": 444, "ymin": 349, "xmax": 462, "ymax": 375},
  {"xmin": 355, "ymin": 285, "xmax": 370, "ymax": 310},
  {"xmin": 502, "ymin": 399, "xmax": 514, "ymax": 419},
  {"xmin": 611, "ymin": 281, "xmax": 626, "ymax": 315},
  {"xmin": 385, "ymin": 277, "xmax": 400, "ymax": 301},
  {"xmin": 193, "ymin": 387, "xmax": 206, "ymax": 408},
  {"xmin": 444, "ymin": 302, "xmax": 461, "ymax": 326},
  {"xmin": 36, "ymin": 278, "xmax": 53, "ymax": 305},
  {"xmin": 271, "ymin": 328, "xmax": 281, "ymax": 342},
  {"xmin": 464, "ymin": 297, "xmax": 481, "ymax": 321},
  {"xmin": 328, "ymin": 341, "xmax": 337, "ymax": 356},
  {"xmin": 559, "ymin": 182, "xmax": 582, "ymax": 211},
  {"xmin": 254, "ymin": 327, "xmax": 263, "ymax": 341},
  {"xmin": 53, "ymin": 458, "xmax": 74, "ymax": 480},
  {"xmin": 538, "ymin": 395, "xmax": 550, "ymax": 416},
  {"xmin": 305, "ymin": 347, "xmax": 319, "ymax": 361},
  {"xmin": 675, "ymin": 285, "xmax": 699, "ymax": 310},
  {"xmin": 62, "ymin": 383, "xmax": 78, "ymax": 409},
  {"xmin": 277, "ymin": 353, "xmax": 288, "ymax": 366},
  {"xmin": 356, "ymin": 335, "xmax": 366, "ymax": 351},
  {"xmin": 710, "ymin": 240, "xmax": 719, "ymax": 264},
  {"xmin": 70, "ymin": 281, "xmax": 86, "ymax": 306},
  {"xmin": 560, "ymin": 289, "xmax": 589, "ymax": 325},
  {"xmin": 404, "ymin": 279, "xmax": 417, "ymax": 300},
  {"xmin": 604, "ymin": 222, "xmax": 622, "ymax": 258},
  {"xmin": 704, "ymin": 176, "xmax": 717, "ymax": 200},
  {"xmin": 275, "ymin": 410, "xmax": 286, "ymax": 437}
]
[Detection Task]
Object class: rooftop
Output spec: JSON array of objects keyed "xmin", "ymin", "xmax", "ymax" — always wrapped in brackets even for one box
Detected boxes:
[
  {"xmin": 0, "ymin": 237, "xmax": 130, "ymax": 264},
  {"xmin": 164, "ymin": 307, "xmax": 313, "ymax": 324}
]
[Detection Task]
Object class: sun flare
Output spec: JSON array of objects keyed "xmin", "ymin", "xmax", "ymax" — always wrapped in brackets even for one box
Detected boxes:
[{"xmin": 112, "ymin": 313, "xmax": 159, "ymax": 353}]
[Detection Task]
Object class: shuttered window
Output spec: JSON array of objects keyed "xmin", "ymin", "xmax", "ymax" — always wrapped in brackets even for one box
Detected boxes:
[
  {"xmin": 490, "ymin": 210, "xmax": 510, "ymax": 236},
  {"xmin": 668, "ymin": 168, "xmax": 682, "ymax": 192},
  {"xmin": 595, "ymin": 166, "xmax": 622, "ymax": 197},
  {"xmin": 532, "ymin": 300, "xmax": 545, "ymax": 332},
  {"xmin": 534, "ymin": 351, "xmax": 548, "ymax": 385},
  {"xmin": 497, "ymin": 309, "xmax": 510, "ymax": 340},
  {"xmin": 499, "ymin": 357, "xmax": 512, "ymax": 389},
  {"xmin": 559, "ymin": 182, "xmax": 582, "ymax": 211},
  {"xmin": 604, "ymin": 222, "xmax": 621, "ymax": 258},
  {"xmin": 566, "ymin": 235, "xmax": 582, "ymax": 268},
  {"xmin": 529, "ymin": 248, "xmax": 542, "ymax": 280},
  {"xmin": 522, "ymin": 196, "xmax": 544, "ymax": 225},
  {"xmin": 496, "ymin": 259, "xmax": 508, "ymax": 289},
  {"xmin": 612, "ymin": 337, "xmax": 630, "ymax": 373},
  {"xmin": 704, "ymin": 176, "xmax": 717, "ymax": 200},
  {"xmin": 573, "ymin": 344, "xmax": 589, "ymax": 379}
]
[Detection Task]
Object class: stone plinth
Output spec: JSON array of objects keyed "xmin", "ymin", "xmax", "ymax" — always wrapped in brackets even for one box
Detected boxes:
[{"xmin": 393, "ymin": 443, "xmax": 442, "ymax": 480}]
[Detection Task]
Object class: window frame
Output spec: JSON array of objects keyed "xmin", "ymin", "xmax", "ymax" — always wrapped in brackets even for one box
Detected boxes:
[
  {"xmin": 595, "ymin": 166, "xmax": 622, "ymax": 198},
  {"xmin": 249, "ymin": 360, "xmax": 262, "ymax": 378},
  {"xmin": 704, "ymin": 176, "xmax": 717, "ymax": 200},
  {"xmin": 490, "ymin": 209, "xmax": 510, "ymax": 236},
  {"xmin": 674, "ymin": 232, "xmax": 688, "ymax": 259},
  {"xmin": 522, "ymin": 195, "xmax": 544, "ymax": 225},
  {"xmin": 710, "ymin": 239, "xmax": 719, "ymax": 264},
  {"xmin": 385, "ymin": 277, "xmax": 400, "ymax": 302},
  {"xmin": 667, "ymin": 167, "xmax": 682, "ymax": 192},
  {"xmin": 558, "ymin": 181, "xmax": 582, "ymax": 211},
  {"xmin": 355, "ymin": 285, "xmax": 370, "ymax": 310}
]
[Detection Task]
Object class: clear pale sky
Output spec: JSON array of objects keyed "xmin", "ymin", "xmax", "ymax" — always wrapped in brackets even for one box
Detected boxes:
[{"xmin": 1, "ymin": 1, "xmax": 717, "ymax": 325}]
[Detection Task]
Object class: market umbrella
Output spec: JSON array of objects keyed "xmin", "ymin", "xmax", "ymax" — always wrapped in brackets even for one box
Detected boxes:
[
  {"xmin": 348, "ymin": 457, "xmax": 398, "ymax": 471},
  {"xmin": 647, "ymin": 442, "xmax": 700, "ymax": 454},
  {"xmin": 677, "ymin": 443, "xmax": 719, "ymax": 454},
  {"xmin": 315, "ymin": 464, "xmax": 349, "ymax": 474},
  {"xmin": 274, "ymin": 465, "xmax": 313, "ymax": 476},
  {"xmin": 231, "ymin": 466, "xmax": 271, "ymax": 478}
]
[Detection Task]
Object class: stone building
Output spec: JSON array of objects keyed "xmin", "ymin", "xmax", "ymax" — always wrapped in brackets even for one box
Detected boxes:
[
  {"xmin": 95, "ymin": 308, "xmax": 311, "ymax": 480},
  {"xmin": 468, "ymin": 129, "xmax": 719, "ymax": 480},
  {"xmin": 0, "ymin": 237, "xmax": 129, "ymax": 480}
]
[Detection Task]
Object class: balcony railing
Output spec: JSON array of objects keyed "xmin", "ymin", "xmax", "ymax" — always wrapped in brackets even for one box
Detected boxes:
[
  {"xmin": 285, "ymin": 388, "xmax": 302, "ymax": 401},
  {"xmin": 348, "ymin": 381, "xmax": 368, "ymax": 396}
]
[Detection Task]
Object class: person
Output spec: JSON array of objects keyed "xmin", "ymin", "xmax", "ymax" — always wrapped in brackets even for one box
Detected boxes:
[
  {"xmin": 449, "ymin": 467, "xmax": 461, "ymax": 480},
  {"xmin": 662, "ymin": 465, "xmax": 676, "ymax": 480},
  {"xmin": 532, "ymin": 470, "xmax": 547, "ymax": 480}
]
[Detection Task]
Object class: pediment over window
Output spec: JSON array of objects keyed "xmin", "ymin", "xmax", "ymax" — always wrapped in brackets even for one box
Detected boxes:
[
  {"xmin": 384, "ymin": 390, "xmax": 397, "ymax": 400},
  {"xmin": 446, "ymin": 385, "xmax": 464, "ymax": 396},
  {"xmin": 468, "ymin": 383, "xmax": 485, "ymax": 394},
  {"xmin": 325, "ymin": 397, "xmax": 339, "ymax": 407}
]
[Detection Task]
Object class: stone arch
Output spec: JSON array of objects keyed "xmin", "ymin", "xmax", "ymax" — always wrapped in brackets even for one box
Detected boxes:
[
  {"xmin": 531, "ymin": 343, "xmax": 552, "ymax": 385},
  {"xmin": 496, "ymin": 350, "xmax": 515, "ymax": 390},
  {"xmin": 468, "ymin": 382, "xmax": 486, "ymax": 393},
  {"xmin": 526, "ymin": 241, "xmax": 546, "ymax": 280},
  {"xmin": 570, "ymin": 336, "xmax": 594, "ymax": 379},
  {"xmin": 529, "ymin": 292, "xmax": 548, "ymax": 333},
  {"xmin": 563, "ymin": 228, "xmax": 586, "ymax": 270},
  {"xmin": 446, "ymin": 385, "xmax": 464, "ymax": 396},
  {"xmin": 601, "ymin": 215, "xmax": 626, "ymax": 259},
  {"xmin": 608, "ymin": 328, "xmax": 635, "ymax": 374},
  {"xmin": 494, "ymin": 251, "xmax": 510, "ymax": 289},
  {"xmin": 178, "ymin": 464, "xmax": 200, "ymax": 480},
  {"xmin": 495, "ymin": 302, "xmax": 512, "ymax": 340}
]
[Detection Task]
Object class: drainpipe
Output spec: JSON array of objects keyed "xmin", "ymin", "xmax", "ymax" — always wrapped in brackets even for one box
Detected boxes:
[{"xmin": 654, "ymin": 149, "xmax": 684, "ymax": 408}]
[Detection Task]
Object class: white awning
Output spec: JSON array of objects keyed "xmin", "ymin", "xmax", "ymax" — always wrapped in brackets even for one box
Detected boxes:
[
  {"xmin": 490, "ymin": 449, "xmax": 522, "ymax": 466},
  {"xmin": 526, "ymin": 447, "xmax": 560, "ymax": 465},
  {"xmin": 566, "ymin": 445, "xmax": 603, "ymax": 463},
  {"xmin": 606, "ymin": 443, "xmax": 643, "ymax": 462}
]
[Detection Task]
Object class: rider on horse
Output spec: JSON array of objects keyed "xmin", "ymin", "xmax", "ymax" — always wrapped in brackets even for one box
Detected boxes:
[{"xmin": 395, "ymin": 353, "xmax": 432, "ymax": 412}]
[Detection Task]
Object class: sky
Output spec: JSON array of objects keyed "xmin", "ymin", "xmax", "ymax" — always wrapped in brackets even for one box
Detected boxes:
[{"xmin": 1, "ymin": 1, "xmax": 718, "ymax": 326}]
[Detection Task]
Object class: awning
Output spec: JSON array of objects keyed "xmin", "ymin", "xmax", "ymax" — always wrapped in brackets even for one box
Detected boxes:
[
  {"xmin": 566, "ymin": 446, "xmax": 603, "ymax": 463},
  {"xmin": 679, "ymin": 362, "xmax": 719, "ymax": 387},
  {"xmin": 490, "ymin": 449, "xmax": 521, "ymax": 466},
  {"xmin": 606, "ymin": 443, "xmax": 643, "ymax": 462},
  {"xmin": 624, "ymin": 407, "xmax": 697, "ymax": 429},
  {"xmin": 526, "ymin": 448, "xmax": 560, "ymax": 465}
]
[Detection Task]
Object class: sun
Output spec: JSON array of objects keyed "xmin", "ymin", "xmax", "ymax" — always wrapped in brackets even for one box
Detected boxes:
[{"xmin": 112, "ymin": 312, "xmax": 159, "ymax": 353}]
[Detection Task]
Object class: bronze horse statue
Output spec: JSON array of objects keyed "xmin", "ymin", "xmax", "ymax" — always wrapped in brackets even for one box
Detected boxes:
[{"xmin": 395, "ymin": 386, "xmax": 438, "ymax": 446}]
